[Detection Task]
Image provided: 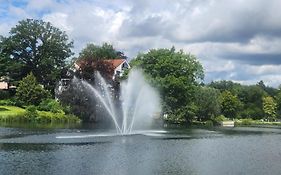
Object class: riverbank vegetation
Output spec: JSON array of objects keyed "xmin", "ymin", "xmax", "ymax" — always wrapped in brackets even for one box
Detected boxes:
[{"xmin": 1, "ymin": 18, "xmax": 281, "ymax": 126}]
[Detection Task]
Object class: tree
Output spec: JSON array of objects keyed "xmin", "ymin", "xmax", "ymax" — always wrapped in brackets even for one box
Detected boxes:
[
  {"xmin": 220, "ymin": 91, "xmax": 242, "ymax": 119},
  {"xmin": 194, "ymin": 87, "xmax": 221, "ymax": 121},
  {"xmin": 0, "ymin": 19, "xmax": 73, "ymax": 92},
  {"xmin": 275, "ymin": 91, "xmax": 281, "ymax": 118},
  {"xmin": 59, "ymin": 43, "xmax": 127, "ymax": 121},
  {"xmin": 15, "ymin": 73, "xmax": 50, "ymax": 106},
  {"xmin": 257, "ymin": 80, "xmax": 278, "ymax": 97},
  {"xmin": 238, "ymin": 85, "xmax": 266, "ymax": 119},
  {"xmin": 131, "ymin": 48, "xmax": 204, "ymax": 123},
  {"xmin": 263, "ymin": 96, "xmax": 277, "ymax": 121},
  {"xmin": 209, "ymin": 80, "xmax": 241, "ymax": 95},
  {"xmin": 79, "ymin": 43, "xmax": 126, "ymax": 60}
]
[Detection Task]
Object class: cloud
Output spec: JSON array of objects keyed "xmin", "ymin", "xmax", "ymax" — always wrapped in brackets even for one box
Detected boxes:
[{"xmin": 1, "ymin": 0, "xmax": 281, "ymax": 87}]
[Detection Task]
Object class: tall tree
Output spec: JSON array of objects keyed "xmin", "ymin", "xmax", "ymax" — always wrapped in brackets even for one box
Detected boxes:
[
  {"xmin": 220, "ymin": 91, "xmax": 242, "ymax": 119},
  {"xmin": 263, "ymin": 96, "xmax": 277, "ymax": 121},
  {"xmin": 79, "ymin": 43, "xmax": 126, "ymax": 60},
  {"xmin": 131, "ymin": 48, "xmax": 204, "ymax": 123},
  {"xmin": 15, "ymin": 73, "xmax": 50, "ymax": 106},
  {"xmin": 194, "ymin": 87, "xmax": 221, "ymax": 121},
  {"xmin": 0, "ymin": 19, "xmax": 73, "ymax": 91}
]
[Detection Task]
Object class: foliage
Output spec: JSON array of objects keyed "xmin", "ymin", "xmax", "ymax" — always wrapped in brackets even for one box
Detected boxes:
[
  {"xmin": 0, "ymin": 90, "xmax": 10, "ymax": 99},
  {"xmin": 238, "ymin": 85, "xmax": 266, "ymax": 109},
  {"xmin": 194, "ymin": 87, "xmax": 220, "ymax": 121},
  {"xmin": 15, "ymin": 73, "xmax": 50, "ymax": 106},
  {"xmin": 0, "ymin": 19, "xmax": 73, "ymax": 92},
  {"xmin": 240, "ymin": 118, "xmax": 254, "ymax": 126},
  {"xmin": 212, "ymin": 115, "xmax": 227, "ymax": 124},
  {"xmin": 56, "ymin": 80, "xmax": 95, "ymax": 122},
  {"xmin": 257, "ymin": 80, "xmax": 278, "ymax": 97},
  {"xmin": 275, "ymin": 90, "xmax": 281, "ymax": 118},
  {"xmin": 262, "ymin": 96, "xmax": 277, "ymax": 121},
  {"xmin": 38, "ymin": 99, "xmax": 64, "ymax": 113},
  {"xmin": 220, "ymin": 91, "xmax": 242, "ymax": 119},
  {"xmin": 209, "ymin": 80, "xmax": 241, "ymax": 94},
  {"xmin": 240, "ymin": 105, "xmax": 264, "ymax": 120},
  {"xmin": 79, "ymin": 43, "xmax": 126, "ymax": 60},
  {"xmin": 25, "ymin": 105, "xmax": 38, "ymax": 122},
  {"xmin": 205, "ymin": 120, "xmax": 214, "ymax": 127},
  {"xmin": 132, "ymin": 48, "xmax": 204, "ymax": 122},
  {"xmin": 0, "ymin": 105, "xmax": 80, "ymax": 123}
]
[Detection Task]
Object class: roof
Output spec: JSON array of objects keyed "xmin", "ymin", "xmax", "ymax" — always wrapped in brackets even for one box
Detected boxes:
[
  {"xmin": 104, "ymin": 59, "xmax": 126, "ymax": 69},
  {"xmin": 75, "ymin": 58, "xmax": 127, "ymax": 70}
]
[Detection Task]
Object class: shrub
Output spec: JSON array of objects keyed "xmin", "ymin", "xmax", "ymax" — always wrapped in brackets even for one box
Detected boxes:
[
  {"xmin": 240, "ymin": 107, "xmax": 264, "ymax": 120},
  {"xmin": 0, "ymin": 98, "xmax": 16, "ymax": 106},
  {"xmin": 212, "ymin": 115, "xmax": 226, "ymax": 124},
  {"xmin": 0, "ymin": 90, "xmax": 10, "ymax": 99},
  {"xmin": 24, "ymin": 105, "xmax": 38, "ymax": 122},
  {"xmin": 235, "ymin": 118, "xmax": 255, "ymax": 126},
  {"xmin": 205, "ymin": 120, "xmax": 214, "ymax": 127},
  {"xmin": 36, "ymin": 111, "xmax": 80, "ymax": 123},
  {"xmin": 15, "ymin": 73, "xmax": 51, "ymax": 106},
  {"xmin": 38, "ymin": 99, "xmax": 64, "ymax": 113}
]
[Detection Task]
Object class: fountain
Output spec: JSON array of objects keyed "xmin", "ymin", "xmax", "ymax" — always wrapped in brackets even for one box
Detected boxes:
[{"xmin": 80, "ymin": 69, "xmax": 161, "ymax": 135}]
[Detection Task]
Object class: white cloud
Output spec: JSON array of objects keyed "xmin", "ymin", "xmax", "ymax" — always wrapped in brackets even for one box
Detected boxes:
[
  {"xmin": 43, "ymin": 12, "xmax": 72, "ymax": 32},
  {"xmin": 1, "ymin": 0, "xmax": 281, "ymax": 87}
]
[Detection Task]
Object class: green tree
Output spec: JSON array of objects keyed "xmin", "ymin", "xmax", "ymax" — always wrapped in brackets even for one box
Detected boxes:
[
  {"xmin": 15, "ymin": 73, "xmax": 50, "ymax": 106},
  {"xmin": 209, "ymin": 80, "xmax": 241, "ymax": 95},
  {"xmin": 194, "ymin": 87, "xmax": 221, "ymax": 121},
  {"xmin": 257, "ymin": 80, "xmax": 278, "ymax": 97},
  {"xmin": 220, "ymin": 91, "xmax": 242, "ymax": 119},
  {"xmin": 131, "ymin": 48, "xmax": 204, "ymax": 123},
  {"xmin": 275, "ymin": 91, "xmax": 281, "ymax": 118},
  {"xmin": 59, "ymin": 43, "xmax": 128, "ymax": 121},
  {"xmin": 263, "ymin": 96, "xmax": 277, "ymax": 121},
  {"xmin": 238, "ymin": 85, "xmax": 266, "ymax": 119},
  {"xmin": 79, "ymin": 43, "xmax": 126, "ymax": 60},
  {"xmin": 0, "ymin": 19, "xmax": 73, "ymax": 92}
]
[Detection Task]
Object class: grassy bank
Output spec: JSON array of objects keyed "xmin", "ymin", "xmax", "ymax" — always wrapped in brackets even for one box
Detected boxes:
[{"xmin": 0, "ymin": 105, "xmax": 80, "ymax": 124}]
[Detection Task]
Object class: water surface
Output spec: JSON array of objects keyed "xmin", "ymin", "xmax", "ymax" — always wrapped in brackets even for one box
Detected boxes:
[{"xmin": 0, "ymin": 125, "xmax": 281, "ymax": 175}]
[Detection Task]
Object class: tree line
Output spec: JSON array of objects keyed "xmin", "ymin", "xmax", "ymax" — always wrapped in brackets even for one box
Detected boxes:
[{"xmin": 1, "ymin": 19, "xmax": 280, "ymax": 124}]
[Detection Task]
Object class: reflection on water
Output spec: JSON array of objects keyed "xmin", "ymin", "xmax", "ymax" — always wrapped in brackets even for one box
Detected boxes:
[{"xmin": 0, "ymin": 126, "xmax": 281, "ymax": 175}]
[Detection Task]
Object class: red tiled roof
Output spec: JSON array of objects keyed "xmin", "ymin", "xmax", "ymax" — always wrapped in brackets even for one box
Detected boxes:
[
  {"xmin": 75, "ymin": 58, "xmax": 127, "ymax": 70},
  {"xmin": 103, "ymin": 59, "xmax": 126, "ymax": 69}
]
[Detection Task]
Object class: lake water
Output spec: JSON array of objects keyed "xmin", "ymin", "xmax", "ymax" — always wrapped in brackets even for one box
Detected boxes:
[{"xmin": 0, "ymin": 125, "xmax": 281, "ymax": 175}]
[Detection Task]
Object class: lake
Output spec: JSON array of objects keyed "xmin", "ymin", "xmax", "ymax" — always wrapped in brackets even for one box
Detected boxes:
[{"xmin": 0, "ymin": 125, "xmax": 281, "ymax": 175}]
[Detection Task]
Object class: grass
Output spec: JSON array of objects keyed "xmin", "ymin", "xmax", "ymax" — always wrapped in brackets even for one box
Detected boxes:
[
  {"xmin": 0, "ymin": 106, "xmax": 25, "ymax": 117},
  {"xmin": 0, "ymin": 105, "xmax": 80, "ymax": 124}
]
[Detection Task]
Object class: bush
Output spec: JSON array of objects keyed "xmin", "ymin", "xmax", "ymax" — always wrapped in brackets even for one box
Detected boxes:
[
  {"xmin": 0, "ymin": 98, "xmax": 16, "ymax": 106},
  {"xmin": 240, "ymin": 118, "xmax": 254, "ymax": 125},
  {"xmin": 240, "ymin": 107, "xmax": 264, "ymax": 120},
  {"xmin": 25, "ymin": 105, "xmax": 38, "ymax": 122},
  {"xmin": 38, "ymin": 99, "xmax": 64, "ymax": 113},
  {"xmin": 36, "ymin": 111, "xmax": 80, "ymax": 123},
  {"xmin": 15, "ymin": 73, "xmax": 50, "ymax": 106},
  {"xmin": 212, "ymin": 115, "xmax": 226, "ymax": 124},
  {"xmin": 0, "ymin": 90, "xmax": 10, "ymax": 99},
  {"xmin": 235, "ymin": 118, "xmax": 254, "ymax": 126},
  {"xmin": 205, "ymin": 120, "xmax": 214, "ymax": 127}
]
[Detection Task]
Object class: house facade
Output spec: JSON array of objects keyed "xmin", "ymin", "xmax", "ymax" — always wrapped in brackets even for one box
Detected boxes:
[
  {"xmin": 0, "ymin": 82, "xmax": 8, "ymax": 90},
  {"xmin": 108, "ymin": 59, "xmax": 130, "ymax": 79},
  {"xmin": 74, "ymin": 58, "xmax": 130, "ymax": 80}
]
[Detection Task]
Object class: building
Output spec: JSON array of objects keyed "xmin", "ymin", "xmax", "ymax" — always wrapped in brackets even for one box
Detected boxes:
[
  {"xmin": 74, "ymin": 58, "xmax": 130, "ymax": 80},
  {"xmin": 106, "ymin": 59, "xmax": 130, "ymax": 79},
  {"xmin": 0, "ymin": 82, "xmax": 8, "ymax": 90}
]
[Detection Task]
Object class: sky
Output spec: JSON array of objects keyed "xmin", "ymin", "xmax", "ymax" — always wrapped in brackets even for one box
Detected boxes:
[{"xmin": 1, "ymin": 0, "xmax": 281, "ymax": 87}]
